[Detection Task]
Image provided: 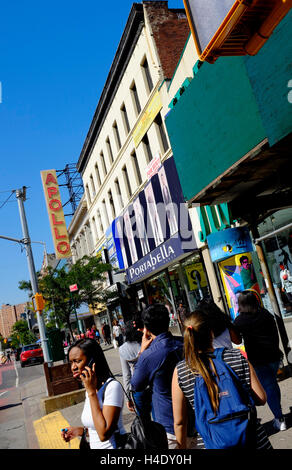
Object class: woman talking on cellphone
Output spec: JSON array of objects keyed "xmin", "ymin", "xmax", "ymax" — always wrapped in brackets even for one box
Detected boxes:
[{"xmin": 61, "ymin": 338, "xmax": 126, "ymax": 449}]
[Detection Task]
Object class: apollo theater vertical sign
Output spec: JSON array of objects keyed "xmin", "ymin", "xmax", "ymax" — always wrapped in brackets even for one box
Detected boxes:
[{"xmin": 41, "ymin": 169, "xmax": 72, "ymax": 259}]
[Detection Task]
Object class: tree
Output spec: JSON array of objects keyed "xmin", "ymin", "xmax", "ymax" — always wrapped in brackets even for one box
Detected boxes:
[
  {"xmin": 11, "ymin": 320, "xmax": 36, "ymax": 346},
  {"xmin": 37, "ymin": 255, "xmax": 113, "ymax": 338}
]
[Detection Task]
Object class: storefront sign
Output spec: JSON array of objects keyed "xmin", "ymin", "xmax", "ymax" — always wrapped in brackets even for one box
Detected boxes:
[
  {"xmin": 207, "ymin": 226, "xmax": 253, "ymax": 262},
  {"xmin": 126, "ymin": 233, "xmax": 193, "ymax": 284},
  {"xmin": 41, "ymin": 169, "xmax": 72, "ymax": 259},
  {"xmin": 133, "ymin": 91, "xmax": 162, "ymax": 147}
]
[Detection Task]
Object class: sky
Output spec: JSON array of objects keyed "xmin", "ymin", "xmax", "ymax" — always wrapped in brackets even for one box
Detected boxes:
[{"xmin": 0, "ymin": 0, "xmax": 184, "ymax": 306}]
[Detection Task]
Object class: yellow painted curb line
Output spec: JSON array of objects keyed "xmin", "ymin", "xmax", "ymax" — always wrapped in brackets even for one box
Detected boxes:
[{"xmin": 33, "ymin": 411, "xmax": 80, "ymax": 449}]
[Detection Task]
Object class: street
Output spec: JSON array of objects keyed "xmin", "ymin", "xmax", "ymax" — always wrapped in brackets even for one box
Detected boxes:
[{"xmin": 0, "ymin": 360, "xmax": 44, "ymax": 449}]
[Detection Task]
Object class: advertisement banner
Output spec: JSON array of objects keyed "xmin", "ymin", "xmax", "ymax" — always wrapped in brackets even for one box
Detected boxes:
[
  {"xmin": 218, "ymin": 252, "xmax": 260, "ymax": 320},
  {"xmin": 133, "ymin": 91, "xmax": 162, "ymax": 147},
  {"xmin": 185, "ymin": 262, "xmax": 208, "ymax": 290},
  {"xmin": 207, "ymin": 226, "xmax": 253, "ymax": 262},
  {"xmin": 41, "ymin": 169, "xmax": 72, "ymax": 259},
  {"xmin": 113, "ymin": 157, "xmax": 197, "ymax": 278}
]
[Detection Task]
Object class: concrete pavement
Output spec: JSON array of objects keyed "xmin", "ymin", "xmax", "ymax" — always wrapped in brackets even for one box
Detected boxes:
[{"xmin": 19, "ymin": 342, "xmax": 292, "ymax": 450}]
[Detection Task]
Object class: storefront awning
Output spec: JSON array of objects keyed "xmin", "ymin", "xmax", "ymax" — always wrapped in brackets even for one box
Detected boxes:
[{"xmin": 191, "ymin": 134, "xmax": 292, "ymax": 222}]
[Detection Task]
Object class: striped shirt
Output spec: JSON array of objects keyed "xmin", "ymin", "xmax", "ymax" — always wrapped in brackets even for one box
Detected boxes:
[{"xmin": 177, "ymin": 348, "xmax": 272, "ymax": 449}]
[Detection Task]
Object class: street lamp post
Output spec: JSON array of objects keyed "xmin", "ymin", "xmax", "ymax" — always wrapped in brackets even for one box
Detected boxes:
[{"xmin": 15, "ymin": 188, "xmax": 52, "ymax": 365}]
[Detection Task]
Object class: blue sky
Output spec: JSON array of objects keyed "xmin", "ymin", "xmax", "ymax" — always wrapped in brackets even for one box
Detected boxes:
[{"xmin": 0, "ymin": 0, "xmax": 184, "ymax": 306}]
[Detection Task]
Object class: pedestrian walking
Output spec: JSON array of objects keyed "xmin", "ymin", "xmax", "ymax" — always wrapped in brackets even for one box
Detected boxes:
[
  {"xmin": 61, "ymin": 338, "xmax": 126, "ymax": 449},
  {"xmin": 102, "ymin": 323, "xmax": 111, "ymax": 345},
  {"xmin": 119, "ymin": 317, "xmax": 151, "ymax": 422},
  {"xmin": 112, "ymin": 319, "xmax": 124, "ymax": 347},
  {"xmin": 196, "ymin": 298, "xmax": 242, "ymax": 348},
  {"xmin": 177, "ymin": 301, "xmax": 187, "ymax": 333},
  {"xmin": 234, "ymin": 290, "xmax": 287, "ymax": 431},
  {"xmin": 85, "ymin": 326, "xmax": 95, "ymax": 340},
  {"xmin": 172, "ymin": 309, "xmax": 272, "ymax": 449},
  {"xmin": 6, "ymin": 351, "xmax": 12, "ymax": 363},
  {"xmin": 130, "ymin": 304, "xmax": 183, "ymax": 449}
]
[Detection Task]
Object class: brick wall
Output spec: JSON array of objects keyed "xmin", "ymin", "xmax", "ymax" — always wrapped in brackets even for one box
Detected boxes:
[
  {"xmin": 0, "ymin": 302, "xmax": 27, "ymax": 338},
  {"xmin": 144, "ymin": 1, "xmax": 190, "ymax": 80}
]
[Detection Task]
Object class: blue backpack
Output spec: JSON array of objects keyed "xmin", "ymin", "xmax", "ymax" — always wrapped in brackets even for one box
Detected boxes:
[{"xmin": 193, "ymin": 348, "xmax": 257, "ymax": 449}]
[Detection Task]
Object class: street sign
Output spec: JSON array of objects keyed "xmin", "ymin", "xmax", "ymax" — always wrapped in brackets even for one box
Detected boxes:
[{"xmin": 69, "ymin": 284, "xmax": 78, "ymax": 292}]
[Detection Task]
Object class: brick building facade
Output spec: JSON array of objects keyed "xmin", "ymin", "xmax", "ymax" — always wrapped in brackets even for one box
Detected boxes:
[{"xmin": 0, "ymin": 303, "xmax": 27, "ymax": 339}]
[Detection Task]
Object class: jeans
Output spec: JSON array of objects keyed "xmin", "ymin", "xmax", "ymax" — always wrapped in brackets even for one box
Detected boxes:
[{"xmin": 254, "ymin": 361, "xmax": 283, "ymax": 420}]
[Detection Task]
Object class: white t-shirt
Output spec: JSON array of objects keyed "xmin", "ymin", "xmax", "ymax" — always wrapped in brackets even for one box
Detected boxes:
[
  {"xmin": 113, "ymin": 324, "xmax": 122, "ymax": 337},
  {"xmin": 81, "ymin": 378, "xmax": 126, "ymax": 449}
]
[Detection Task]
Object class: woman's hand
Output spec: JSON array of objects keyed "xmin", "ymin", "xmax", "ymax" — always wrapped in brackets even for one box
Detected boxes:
[
  {"xmin": 61, "ymin": 426, "xmax": 83, "ymax": 442},
  {"xmin": 81, "ymin": 362, "xmax": 97, "ymax": 395}
]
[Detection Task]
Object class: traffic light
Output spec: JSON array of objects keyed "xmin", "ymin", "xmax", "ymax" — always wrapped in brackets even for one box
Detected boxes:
[{"xmin": 32, "ymin": 293, "xmax": 46, "ymax": 312}]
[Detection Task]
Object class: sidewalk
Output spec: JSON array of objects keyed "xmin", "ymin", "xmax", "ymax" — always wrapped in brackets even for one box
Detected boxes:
[{"xmin": 20, "ymin": 343, "xmax": 292, "ymax": 450}]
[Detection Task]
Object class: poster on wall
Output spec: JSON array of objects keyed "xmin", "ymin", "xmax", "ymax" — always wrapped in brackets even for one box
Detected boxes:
[
  {"xmin": 158, "ymin": 164, "xmax": 178, "ymax": 236},
  {"xmin": 185, "ymin": 262, "xmax": 208, "ymax": 290},
  {"xmin": 218, "ymin": 252, "xmax": 261, "ymax": 320},
  {"xmin": 123, "ymin": 208, "xmax": 138, "ymax": 265},
  {"xmin": 133, "ymin": 196, "xmax": 150, "ymax": 257},
  {"xmin": 144, "ymin": 181, "xmax": 164, "ymax": 247}
]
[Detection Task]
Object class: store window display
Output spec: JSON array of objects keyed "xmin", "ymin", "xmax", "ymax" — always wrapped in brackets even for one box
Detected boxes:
[{"xmin": 257, "ymin": 209, "xmax": 292, "ymax": 318}]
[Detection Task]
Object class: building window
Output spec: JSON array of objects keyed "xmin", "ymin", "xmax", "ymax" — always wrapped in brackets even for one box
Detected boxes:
[
  {"xmin": 154, "ymin": 113, "xmax": 169, "ymax": 153},
  {"xmin": 95, "ymin": 163, "xmax": 101, "ymax": 187},
  {"xmin": 92, "ymin": 216, "xmax": 98, "ymax": 240},
  {"xmin": 141, "ymin": 56, "xmax": 153, "ymax": 94},
  {"xmin": 115, "ymin": 177, "xmax": 124, "ymax": 208},
  {"xmin": 97, "ymin": 208, "xmax": 104, "ymax": 234},
  {"xmin": 108, "ymin": 189, "xmax": 116, "ymax": 219},
  {"xmin": 112, "ymin": 122, "xmax": 121, "ymax": 151},
  {"xmin": 102, "ymin": 199, "xmax": 109, "ymax": 227},
  {"xmin": 131, "ymin": 150, "xmax": 142, "ymax": 185},
  {"xmin": 86, "ymin": 184, "xmax": 91, "ymax": 204},
  {"xmin": 130, "ymin": 81, "xmax": 141, "ymax": 116},
  {"xmin": 122, "ymin": 165, "xmax": 132, "ymax": 198},
  {"xmin": 121, "ymin": 103, "xmax": 130, "ymax": 134},
  {"xmin": 142, "ymin": 133, "xmax": 153, "ymax": 163},
  {"xmin": 90, "ymin": 174, "xmax": 96, "ymax": 198},
  {"xmin": 106, "ymin": 137, "xmax": 114, "ymax": 164},
  {"xmin": 100, "ymin": 151, "xmax": 107, "ymax": 177}
]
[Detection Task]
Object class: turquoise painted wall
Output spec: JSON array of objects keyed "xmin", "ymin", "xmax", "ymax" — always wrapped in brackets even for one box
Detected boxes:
[
  {"xmin": 165, "ymin": 11, "xmax": 292, "ymax": 203},
  {"xmin": 165, "ymin": 56, "xmax": 266, "ymax": 202},
  {"xmin": 244, "ymin": 10, "xmax": 292, "ymax": 146}
]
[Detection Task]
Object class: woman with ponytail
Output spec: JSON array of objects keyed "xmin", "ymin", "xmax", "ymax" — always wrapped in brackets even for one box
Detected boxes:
[{"xmin": 171, "ymin": 310, "xmax": 271, "ymax": 449}]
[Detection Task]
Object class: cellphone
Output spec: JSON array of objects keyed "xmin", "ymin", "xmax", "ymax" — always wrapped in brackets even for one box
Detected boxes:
[
  {"xmin": 87, "ymin": 357, "xmax": 95, "ymax": 368},
  {"xmin": 81, "ymin": 357, "xmax": 95, "ymax": 377}
]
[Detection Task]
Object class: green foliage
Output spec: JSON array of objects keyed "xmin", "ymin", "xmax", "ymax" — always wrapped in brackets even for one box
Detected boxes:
[
  {"xmin": 11, "ymin": 320, "xmax": 36, "ymax": 346},
  {"xmin": 36, "ymin": 255, "xmax": 113, "ymax": 335}
]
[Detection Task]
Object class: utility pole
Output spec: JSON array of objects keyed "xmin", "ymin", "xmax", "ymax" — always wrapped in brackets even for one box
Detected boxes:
[{"xmin": 15, "ymin": 187, "xmax": 51, "ymax": 365}]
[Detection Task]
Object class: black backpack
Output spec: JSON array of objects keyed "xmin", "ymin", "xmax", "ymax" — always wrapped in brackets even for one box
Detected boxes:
[{"xmin": 103, "ymin": 378, "xmax": 168, "ymax": 450}]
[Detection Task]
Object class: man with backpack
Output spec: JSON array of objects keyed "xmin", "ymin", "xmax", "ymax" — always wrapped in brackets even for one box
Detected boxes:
[{"xmin": 130, "ymin": 304, "xmax": 183, "ymax": 449}]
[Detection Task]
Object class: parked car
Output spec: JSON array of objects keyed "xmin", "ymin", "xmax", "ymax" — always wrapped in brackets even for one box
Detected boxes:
[{"xmin": 20, "ymin": 343, "xmax": 44, "ymax": 367}]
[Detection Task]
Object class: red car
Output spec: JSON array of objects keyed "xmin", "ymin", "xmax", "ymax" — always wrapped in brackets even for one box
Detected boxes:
[{"xmin": 20, "ymin": 343, "xmax": 44, "ymax": 367}]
